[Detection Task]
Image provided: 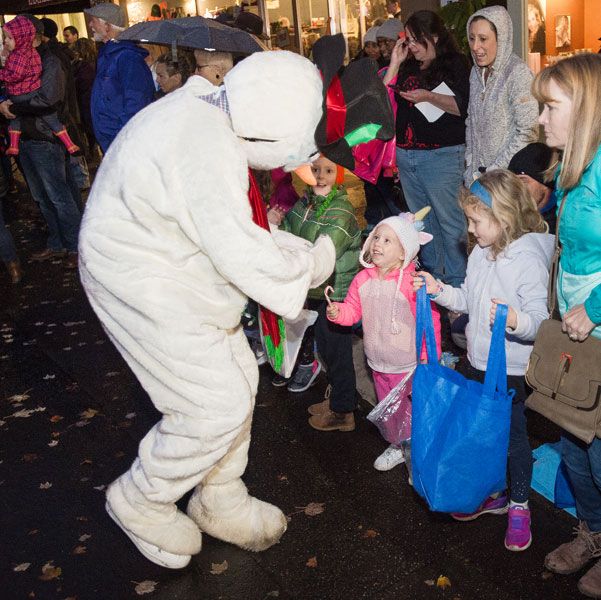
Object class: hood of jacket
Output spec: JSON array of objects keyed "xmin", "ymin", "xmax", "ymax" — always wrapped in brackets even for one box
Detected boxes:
[
  {"xmin": 500, "ymin": 232, "xmax": 555, "ymax": 268},
  {"xmin": 5, "ymin": 15, "xmax": 36, "ymax": 53},
  {"xmin": 467, "ymin": 5, "xmax": 513, "ymax": 74}
]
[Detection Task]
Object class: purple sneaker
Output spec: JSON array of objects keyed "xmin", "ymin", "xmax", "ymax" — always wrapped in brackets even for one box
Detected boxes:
[
  {"xmin": 504, "ymin": 506, "xmax": 532, "ymax": 551},
  {"xmin": 451, "ymin": 493, "xmax": 509, "ymax": 522}
]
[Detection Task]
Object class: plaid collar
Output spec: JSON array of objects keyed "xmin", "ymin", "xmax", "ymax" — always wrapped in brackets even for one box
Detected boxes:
[{"xmin": 197, "ymin": 87, "xmax": 230, "ymax": 115}]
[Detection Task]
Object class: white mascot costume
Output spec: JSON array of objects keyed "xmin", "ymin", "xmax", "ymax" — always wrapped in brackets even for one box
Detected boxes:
[{"xmin": 79, "ymin": 51, "xmax": 337, "ymax": 569}]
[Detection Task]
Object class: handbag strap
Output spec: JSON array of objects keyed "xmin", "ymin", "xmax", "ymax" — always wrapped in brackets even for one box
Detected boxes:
[
  {"xmin": 548, "ymin": 192, "xmax": 567, "ymax": 319},
  {"xmin": 415, "ymin": 285, "xmax": 438, "ymax": 365},
  {"xmin": 483, "ymin": 303, "xmax": 508, "ymax": 397}
]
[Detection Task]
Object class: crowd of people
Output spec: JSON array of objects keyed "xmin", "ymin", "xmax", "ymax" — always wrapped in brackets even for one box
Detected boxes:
[{"xmin": 1, "ymin": 3, "xmax": 601, "ymax": 598}]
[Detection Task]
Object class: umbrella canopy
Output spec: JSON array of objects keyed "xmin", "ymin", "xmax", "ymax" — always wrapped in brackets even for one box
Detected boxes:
[{"xmin": 118, "ymin": 16, "xmax": 263, "ymax": 55}]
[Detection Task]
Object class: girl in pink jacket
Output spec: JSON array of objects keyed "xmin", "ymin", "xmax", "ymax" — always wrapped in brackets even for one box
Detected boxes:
[{"xmin": 327, "ymin": 211, "xmax": 442, "ymax": 471}]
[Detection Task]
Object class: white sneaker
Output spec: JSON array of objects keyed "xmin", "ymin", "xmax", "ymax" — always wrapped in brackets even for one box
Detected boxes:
[
  {"xmin": 106, "ymin": 501, "xmax": 192, "ymax": 569},
  {"xmin": 373, "ymin": 444, "xmax": 405, "ymax": 471}
]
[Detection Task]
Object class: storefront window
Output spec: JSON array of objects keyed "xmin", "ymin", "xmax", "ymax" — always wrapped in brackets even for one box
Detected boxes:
[
  {"xmin": 266, "ymin": 0, "xmax": 300, "ymax": 53},
  {"xmin": 526, "ymin": 0, "xmax": 599, "ymax": 73}
]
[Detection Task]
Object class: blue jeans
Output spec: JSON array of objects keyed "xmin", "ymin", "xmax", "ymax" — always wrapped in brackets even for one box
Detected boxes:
[
  {"xmin": 396, "ymin": 145, "xmax": 467, "ymax": 286},
  {"xmin": 561, "ymin": 433, "xmax": 601, "ymax": 532},
  {"xmin": 19, "ymin": 140, "xmax": 81, "ymax": 253}
]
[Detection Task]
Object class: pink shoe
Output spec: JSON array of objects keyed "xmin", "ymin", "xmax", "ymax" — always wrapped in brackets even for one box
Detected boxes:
[
  {"xmin": 504, "ymin": 505, "xmax": 532, "ymax": 551},
  {"xmin": 451, "ymin": 493, "xmax": 508, "ymax": 522}
]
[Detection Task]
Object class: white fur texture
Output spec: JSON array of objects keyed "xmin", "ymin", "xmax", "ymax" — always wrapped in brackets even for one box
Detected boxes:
[
  {"xmin": 225, "ymin": 51, "xmax": 323, "ymax": 171},
  {"xmin": 80, "ymin": 70, "xmax": 334, "ymax": 563}
]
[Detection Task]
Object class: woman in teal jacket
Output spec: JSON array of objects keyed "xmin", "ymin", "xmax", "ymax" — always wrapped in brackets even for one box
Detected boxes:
[{"xmin": 533, "ymin": 53, "xmax": 601, "ymax": 598}]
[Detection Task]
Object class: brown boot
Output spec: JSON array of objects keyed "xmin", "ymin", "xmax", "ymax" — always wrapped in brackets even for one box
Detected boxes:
[
  {"xmin": 6, "ymin": 260, "xmax": 22, "ymax": 284},
  {"xmin": 308, "ymin": 409, "xmax": 355, "ymax": 432},
  {"xmin": 579, "ymin": 559, "xmax": 601, "ymax": 598},
  {"xmin": 545, "ymin": 522, "xmax": 601, "ymax": 575},
  {"xmin": 308, "ymin": 384, "xmax": 331, "ymax": 416}
]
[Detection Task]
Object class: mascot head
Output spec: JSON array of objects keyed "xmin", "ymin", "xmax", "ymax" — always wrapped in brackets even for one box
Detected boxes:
[{"xmin": 224, "ymin": 51, "xmax": 323, "ymax": 173}]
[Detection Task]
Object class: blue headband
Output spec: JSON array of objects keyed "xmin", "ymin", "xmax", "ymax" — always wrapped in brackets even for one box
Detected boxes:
[{"xmin": 469, "ymin": 180, "xmax": 493, "ymax": 208}]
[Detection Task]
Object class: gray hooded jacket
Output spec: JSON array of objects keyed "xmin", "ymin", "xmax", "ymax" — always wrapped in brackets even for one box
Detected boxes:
[{"xmin": 464, "ymin": 6, "xmax": 539, "ymax": 185}]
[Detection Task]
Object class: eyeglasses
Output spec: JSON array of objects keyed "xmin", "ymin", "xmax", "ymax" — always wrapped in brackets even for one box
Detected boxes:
[{"xmin": 195, "ymin": 64, "xmax": 215, "ymax": 72}]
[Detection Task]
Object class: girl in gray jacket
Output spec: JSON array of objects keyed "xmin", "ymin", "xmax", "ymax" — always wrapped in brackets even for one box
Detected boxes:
[{"xmin": 415, "ymin": 169, "xmax": 554, "ymax": 552}]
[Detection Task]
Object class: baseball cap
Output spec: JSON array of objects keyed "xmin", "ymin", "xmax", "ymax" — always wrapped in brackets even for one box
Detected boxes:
[
  {"xmin": 508, "ymin": 143, "xmax": 554, "ymax": 188},
  {"xmin": 84, "ymin": 3, "xmax": 127, "ymax": 28}
]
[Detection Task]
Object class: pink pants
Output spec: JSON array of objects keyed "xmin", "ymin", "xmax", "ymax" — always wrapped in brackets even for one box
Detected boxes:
[
  {"xmin": 372, "ymin": 370, "xmax": 413, "ymax": 443},
  {"xmin": 373, "ymin": 371, "xmax": 410, "ymax": 402}
]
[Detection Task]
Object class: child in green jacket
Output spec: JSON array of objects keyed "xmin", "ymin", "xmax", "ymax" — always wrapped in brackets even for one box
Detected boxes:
[{"xmin": 269, "ymin": 155, "xmax": 362, "ymax": 431}]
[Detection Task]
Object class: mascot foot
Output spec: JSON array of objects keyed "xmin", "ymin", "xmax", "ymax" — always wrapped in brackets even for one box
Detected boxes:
[
  {"xmin": 106, "ymin": 478, "xmax": 201, "ymax": 568},
  {"xmin": 106, "ymin": 501, "xmax": 192, "ymax": 569},
  {"xmin": 187, "ymin": 478, "xmax": 287, "ymax": 551}
]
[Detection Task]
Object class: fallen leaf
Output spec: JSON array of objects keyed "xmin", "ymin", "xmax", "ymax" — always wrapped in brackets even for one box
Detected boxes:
[
  {"xmin": 542, "ymin": 571, "xmax": 553, "ymax": 580},
  {"xmin": 39, "ymin": 482, "xmax": 52, "ymax": 490},
  {"xmin": 210, "ymin": 560, "xmax": 229, "ymax": 575},
  {"xmin": 134, "ymin": 580, "xmax": 158, "ymax": 595},
  {"xmin": 22, "ymin": 453, "xmax": 39, "ymax": 462},
  {"xmin": 48, "ymin": 440, "xmax": 59, "ymax": 448},
  {"xmin": 50, "ymin": 415, "xmax": 63, "ymax": 423},
  {"xmin": 76, "ymin": 516, "xmax": 88, "ymax": 522},
  {"xmin": 39, "ymin": 561, "xmax": 61, "ymax": 581},
  {"xmin": 306, "ymin": 556, "xmax": 318, "ymax": 568},
  {"xmin": 74, "ymin": 420, "xmax": 90, "ymax": 428},
  {"xmin": 437, "ymin": 575, "xmax": 451, "ymax": 590},
  {"xmin": 303, "ymin": 502, "xmax": 325, "ymax": 516},
  {"xmin": 125, "ymin": 412, "xmax": 136, "ymax": 419},
  {"xmin": 11, "ymin": 406, "xmax": 46, "ymax": 419},
  {"xmin": 43, "ymin": 374, "xmax": 55, "ymax": 380},
  {"xmin": 14, "ymin": 563, "xmax": 31, "ymax": 572},
  {"xmin": 28, "ymin": 529, "xmax": 39, "ymax": 535},
  {"xmin": 362, "ymin": 529, "xmax": 379, "ymax": 538},
  {"xmin": 7, "ymin": 389, "xmax": 32, "ymax": 403},
  {"xmin": 72, "ymin": 546, "xmax": 86, "ymax": 555},
  {"xmin": 79, "ymin": 408, "xmax": 98, "ymax": 419},
  {"xmin": 80, "ymin": 459, "xmax": 93, "ymax": 466},
  {"xmin": 424, "ymin": 579, "xmax": 435, "ymax": 586},
  {"xmin": 78, "ymin": 534, "xmax": 91, "ymax": 542},
  {"xmin": 277, "ymin": 474, "xmax": 288, "ymax": 482}
]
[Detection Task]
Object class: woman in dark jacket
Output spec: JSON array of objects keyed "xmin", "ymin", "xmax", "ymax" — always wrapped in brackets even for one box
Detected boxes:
[{"xmin": 383, "ymin": 10, "xmax": 470, "ymax": 288}]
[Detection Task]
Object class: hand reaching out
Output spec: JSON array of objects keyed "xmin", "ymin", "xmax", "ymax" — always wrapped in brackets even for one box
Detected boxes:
[
  {"xmin": 267, "ymin": 206, "xmax": 285, "ymax": 226},
  {"xmin": 490, "ymin": 298, "xmax": 517, "ymax": 330},
  {"xmin": 413, "ymin": 271, "xmax": 441, "ymax": 295}
]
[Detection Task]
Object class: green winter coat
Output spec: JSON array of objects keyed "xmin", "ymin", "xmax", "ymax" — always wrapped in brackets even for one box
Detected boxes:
[{"xmin": 282, "ymin": 186, "xmax": 361, "ymax": 301}]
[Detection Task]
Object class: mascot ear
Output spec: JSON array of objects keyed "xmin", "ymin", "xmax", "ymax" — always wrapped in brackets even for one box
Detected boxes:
[{"xmin": 418, "ymin": 231, "xmax": 433, "ymax": 245}]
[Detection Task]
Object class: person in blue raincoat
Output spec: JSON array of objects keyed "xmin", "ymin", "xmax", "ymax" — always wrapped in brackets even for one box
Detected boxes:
[{"xmin": 85, "ymin": 3, "xmax": 155, "ymax": 152}]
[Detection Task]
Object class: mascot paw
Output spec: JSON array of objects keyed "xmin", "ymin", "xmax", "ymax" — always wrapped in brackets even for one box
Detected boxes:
[
  {"xmin": 187, "ymin": 480, "xmax": 287, "ymax": 551},
  {"xmin": 106, "ymin": 479, "xmax": 202, "ymax": 558}
]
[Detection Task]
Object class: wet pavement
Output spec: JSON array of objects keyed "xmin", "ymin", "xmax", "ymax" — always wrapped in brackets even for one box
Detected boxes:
[{"xmin": 0, "ymin": 180, "xmax": 583, "ymax": 600}]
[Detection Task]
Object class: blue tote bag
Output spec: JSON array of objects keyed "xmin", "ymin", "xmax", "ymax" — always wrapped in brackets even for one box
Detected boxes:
[{"xmin": 411, "ymin": 286, "xmax": 514, "ymax": 513}]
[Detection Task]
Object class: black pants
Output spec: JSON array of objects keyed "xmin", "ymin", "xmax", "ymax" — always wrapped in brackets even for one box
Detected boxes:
[
  {"xmin": 311, "ymin": 300, "xmax": 357, "ymax": 413},
  {"xmin": 363, "ymin": 175, "xmax": 405, "ymax": 229},
  {"xmin": 464, "ymin": 365, "xmax": 533, "ymax": 503}
]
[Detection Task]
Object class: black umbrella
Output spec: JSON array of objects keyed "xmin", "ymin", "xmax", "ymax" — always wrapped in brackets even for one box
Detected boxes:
[{"xmin": 118, "ymin": 16, "xmax": 263, "ymax": 55}]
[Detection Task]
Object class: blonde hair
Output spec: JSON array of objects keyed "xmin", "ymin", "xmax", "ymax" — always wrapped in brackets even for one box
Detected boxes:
[
  {"xmin": 459, "ymin": 170, "xmax": 546, "ymax": 258},
  {"xmin": 532, "ymin": 53, "xmax": 601, "ymax": 191}
]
